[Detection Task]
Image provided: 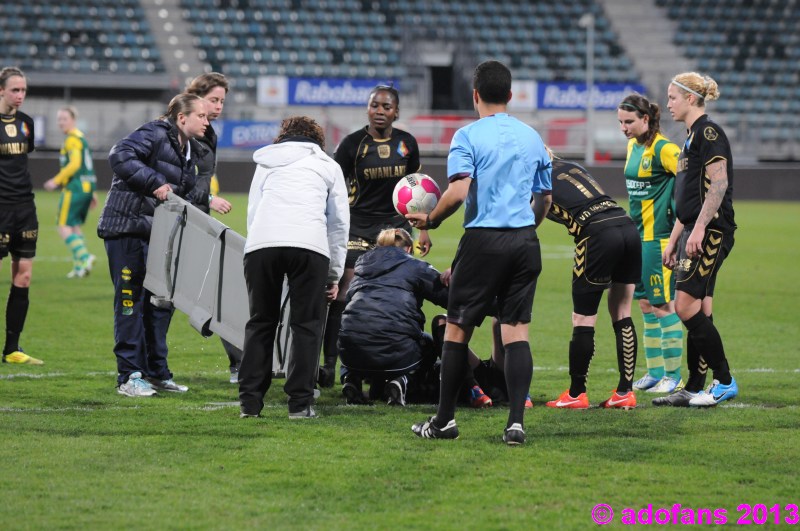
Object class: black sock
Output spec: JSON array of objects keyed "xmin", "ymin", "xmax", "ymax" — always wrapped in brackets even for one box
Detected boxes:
[
  {"xmin": 504, "ymin": 341, "xmax": 532, "ymax": 429},
  {"xmin": 435, "ymin": 341, "xmax": 469, "ymax": 427},
  {"xmin": 613, "ymin": 317, "xmax": 637, "ymax": 393},
  {"xmin": 683, "ymin": 311, "xmax": 731, "ymax": 385},
  {"xmin": 322, "ymin": 300, "xmax": 345, "ymax": 368},
  {"xmin": 685, "ymin": 332, "xmax": 706, "ymax": 392},
  {"xmin": 568, "ymin": 326, "xmax": 595, "ymax": 396},
  {"xmin": 4, "ymin": 286, "xmax": 29, "ymax": 355}
]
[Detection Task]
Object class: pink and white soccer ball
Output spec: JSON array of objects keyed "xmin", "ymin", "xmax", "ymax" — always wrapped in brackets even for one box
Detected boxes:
[{"xmin": 392, "ymin": 173, "xmax": 441, "ymax": 216}]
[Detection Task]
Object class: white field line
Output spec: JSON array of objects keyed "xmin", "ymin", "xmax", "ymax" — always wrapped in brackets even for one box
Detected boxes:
[
  {"xmin": 2, "ymin": 401, "xmax": 796, "ymax": 413},
  {"xmin": 2, "ymin": 367, "xmax": 798, "ymax": 381}
]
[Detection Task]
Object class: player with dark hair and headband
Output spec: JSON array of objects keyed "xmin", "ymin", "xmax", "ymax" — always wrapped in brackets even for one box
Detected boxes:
[
  {"xmin": 654, "ymin": 72, "xmax": 738, "ymax": 408},
  {"xmin": 320, "ymin": 84, "xmax": 426, "ymax": 389},
  {"xmin": 617, "ymin": 93, "xmax": 684, "ymax": 394},
  {"xmin": 0, "ymin": 66, "xmax": 43, "ymax": 365}
]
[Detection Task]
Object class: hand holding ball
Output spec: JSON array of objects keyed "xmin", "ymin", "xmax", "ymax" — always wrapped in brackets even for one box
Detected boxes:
[{"xmin": 392, "ymin": 173, "xmax": 441, "ymax": 216}]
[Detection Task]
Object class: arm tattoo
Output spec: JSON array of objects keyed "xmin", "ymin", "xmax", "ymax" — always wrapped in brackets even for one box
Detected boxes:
[{"xmin": 696, "ymin": 160, "xmax": 727, "ymax": 227}]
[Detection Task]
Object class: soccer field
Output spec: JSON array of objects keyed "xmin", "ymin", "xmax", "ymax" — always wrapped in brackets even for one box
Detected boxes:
[{"xmin": 1, "ymin": 192, "xmax": 798, "ymax": 529}]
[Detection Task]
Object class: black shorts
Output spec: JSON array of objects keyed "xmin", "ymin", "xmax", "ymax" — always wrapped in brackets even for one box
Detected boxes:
[
  {"xmin": 448, "ymin": 226, "xmax": 541, "ymax": 327},
  {"xmin": 572, "ymin": 217, "xmax": 641, "ymax": 294},
  {"xmin": 674, "ymin": 226, "xmax": 734, "ymax": 299},
  {"xmin": 0, "ymin": 201, "xmax": 38, "ymax": 260},
  {"xmin": 345, "ymin": 214, "xmax": 412, "ymax": 268}
]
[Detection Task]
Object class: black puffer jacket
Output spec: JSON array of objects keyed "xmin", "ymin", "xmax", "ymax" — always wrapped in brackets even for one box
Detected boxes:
[
  {"xmin": 338, "ymin": 245, "xmax": 448, "ymax": 375},
  {"xmin": 191, "ymin": 125, "xmax": 216, "ymax": 214},
  {"xmin": 97, "ymin": 119, "xmax": 201, "ymax": 239}
]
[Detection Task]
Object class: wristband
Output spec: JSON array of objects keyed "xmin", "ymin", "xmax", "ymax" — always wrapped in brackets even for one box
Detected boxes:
[
  {"xmin": 426, "ymin": 213, "xmax": 440, "ymax": 229},
  {"xmin": 208, "ymin": 194, "xmax": 213, "ymax": 204}
]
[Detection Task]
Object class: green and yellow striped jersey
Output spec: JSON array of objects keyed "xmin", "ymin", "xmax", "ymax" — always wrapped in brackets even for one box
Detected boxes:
[
  {"xmin": 54, "ymin": 128, "xmax": 96, "ymax": 194},
  {"xmin": 623, "ymin": 132, "xmax": 679, "ymax": 240}
]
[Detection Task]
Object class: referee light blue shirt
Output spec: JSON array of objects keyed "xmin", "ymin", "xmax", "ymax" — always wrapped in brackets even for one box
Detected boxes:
[{"xmin": 447, "ymin": 113, "xmax": 552, "ymax": 229}]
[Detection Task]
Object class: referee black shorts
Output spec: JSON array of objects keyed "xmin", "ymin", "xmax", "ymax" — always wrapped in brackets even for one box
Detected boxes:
[
  {"xmin": 447, "ymin": 226, "xmax": 541, "ymax": 327},
  {"xmin": 572, "ymin": 217, "xmax": 641, "ymax": 294},
  {"xmin": 0, "ymin": 200, "xmax": 38, "ymax": 260},
  {"xmin": 674, "ymin": 225, "xmax": 735, "ymax": 300}
]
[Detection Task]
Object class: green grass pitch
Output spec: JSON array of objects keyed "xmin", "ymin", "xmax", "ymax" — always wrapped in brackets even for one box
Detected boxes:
[{"xmin": 1, "ymin": 191, "xmax": 798, "ymax": 529}]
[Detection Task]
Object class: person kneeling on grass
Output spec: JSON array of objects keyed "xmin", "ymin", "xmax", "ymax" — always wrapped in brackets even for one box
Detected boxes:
[{"xmin": 338, "ymin": 228, "xmax": 491, "ymax": 407}]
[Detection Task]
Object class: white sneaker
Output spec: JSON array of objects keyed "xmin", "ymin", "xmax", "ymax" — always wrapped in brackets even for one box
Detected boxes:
[
  {"xmin": 84, "ymin": 254, "xmax": 96, "ymax": 272},
  {"xmin": 229, "ymin": 369, "xmax": 238, "ymax": 384},
  {"xmin": 632, "ymin": 373, "xmax": 661, "ymax": 390},
  {"xmin": 646, "ymin": 376, "xmax": 684, "ymax": 394},
  {"xmin": 66, "ymin": 267, "xmax": 88, "ymax": 279},
  {"xmin": 147, "ymin": 377, "xmax": 189, "ymax": 392},
  {"xmin": 118, "ymin": 372, "xmax": 157, "ymax": 397}
]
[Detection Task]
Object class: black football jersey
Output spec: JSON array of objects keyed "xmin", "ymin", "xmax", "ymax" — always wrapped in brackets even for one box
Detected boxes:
[
  {"xmin": 546, "ymin": 160, "xmax": 628, "ymax": 237},
  {"xmin": 0, "ymin": 111, "xmax": 35, "ymax": 205},
  {"xmin": 334, "ymin": 126, "xmax": 420, "ymax": 223},
  {"xmin": 674, "ymin": 114, "xmax": 735, "ymax": 230}
]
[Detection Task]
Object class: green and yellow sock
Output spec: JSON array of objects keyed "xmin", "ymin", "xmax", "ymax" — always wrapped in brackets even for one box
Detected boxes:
[
  {"xmin": 659, "ymin": 312, "xmax": 684, "ymax": 381},
  {"xmin": 65, "ymin": 234, "xmax": 90, "ymax": 269},
  {"xmin": 643, "ymin": 312, "xmax": 664, "ymax": 379}
]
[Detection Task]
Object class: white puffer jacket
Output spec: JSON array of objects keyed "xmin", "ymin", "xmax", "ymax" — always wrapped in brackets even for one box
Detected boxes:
[{"xmin": 246, "ymin": 140, "xmax": 350, "ymax": 283}]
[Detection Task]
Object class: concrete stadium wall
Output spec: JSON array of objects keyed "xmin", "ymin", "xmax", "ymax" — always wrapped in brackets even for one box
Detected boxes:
[{"xmin": 27, "ymin": 154, "xmax": 800, "ymax": 201}]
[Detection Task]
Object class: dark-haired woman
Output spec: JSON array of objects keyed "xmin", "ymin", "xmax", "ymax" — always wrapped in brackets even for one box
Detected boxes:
[
  {"xmin": 238, "ymin": 116, "xmax": 349, "ymax": 419},
  {"xmin": 320, "ymin": 85, "xmax": 427, "ymax": 387},
  {"xmin": 618, "ymin": 94, "xmax": 684, "ymax": 395},
  {"xmin": 185, "ymin": 72, "xmax": 239, "ymax": 383},
  {"xmin": 98, "ymin": 93, "xmax": 209, "ymax": 397}
]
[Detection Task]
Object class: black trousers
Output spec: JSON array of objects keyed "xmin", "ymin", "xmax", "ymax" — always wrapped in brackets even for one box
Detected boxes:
[{"xmin": 239, "ymin": 247, "xmax": 329, "ymax": 413}]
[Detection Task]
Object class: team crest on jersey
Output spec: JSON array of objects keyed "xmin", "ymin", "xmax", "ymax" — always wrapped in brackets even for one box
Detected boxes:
[
  {"xmin": 677, "ymin": 258, "xmax": 692, "ymax": 272},
  {"xmin": 5, "ymin": 124, "xmax": 17, "ymax": 137},
  {"xmin": 704, "ymin": 127, "xmax": 718, "ymax": 141},
  {"xmin": 377, "ymin": 144, "xmax": 391, "ymax": 159},
  {"xmin": 641, "ymin": 156, "xmax": 652, "ymax": 170},
  {"xmin": 397, "ymin": 140, "xmax": 409, "ymax": 157}
]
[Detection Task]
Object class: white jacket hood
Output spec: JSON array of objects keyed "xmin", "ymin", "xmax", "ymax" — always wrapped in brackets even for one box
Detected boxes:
[
  {"xmin": 245, "ymin": 141, "xmax": 350, "ymax": 283},
  {"xmin": 252, "ymin": 141, "xmax": 319, "ymax": 169}
]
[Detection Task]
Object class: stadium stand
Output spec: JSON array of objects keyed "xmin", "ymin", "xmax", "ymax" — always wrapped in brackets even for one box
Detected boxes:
[
  {"xmin": 1, "ymin": 0, "xmax": 165, "ymax": 75},
  {"xmin": 181, "ymin": 0, "xmax": 409, "ymax": 89},
  {"xmin": 656, "ymin": 0, "xmax": 800, "ymax": 146},
  {"xmin": 179, "ymin": 0, "xmax": 639, "ymax": 92}
]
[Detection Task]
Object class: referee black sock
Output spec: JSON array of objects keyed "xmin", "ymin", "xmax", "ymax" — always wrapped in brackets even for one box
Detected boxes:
[
  {"xmin": 504, "ymin": 341, "xmax": 532, "ymax": 429},
  {"xmin": 568, "ymin": 326, "xmax": 595, "ymax": 396},
  {"xmin": 613, "ymin": 317, "xmax": 637, "ymax": 393},
  {"xmin": 683, "ymin": 311, "xmax": 731, "ymax": 386},
  {"xmin": 434, "ymin": 341, "xmax": 469, "ymax": 428},
  {"xmin": 4, "ymin": 285, "xmax": 29, "ymax": 355}
]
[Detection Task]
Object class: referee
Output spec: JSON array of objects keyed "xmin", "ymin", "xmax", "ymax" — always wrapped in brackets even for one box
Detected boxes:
[
  {"xmin": 655, "ymin": 72, "xmax": 737, "ymax": 408},
  {"xmin": 407, "ymin": 60, "xmax": 552, "ymax": 445}
]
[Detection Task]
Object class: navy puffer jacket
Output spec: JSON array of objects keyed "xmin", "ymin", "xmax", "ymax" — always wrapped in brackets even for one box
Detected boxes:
[
  {"xmin": 97, "ymin": 119, "xmax": 201, "ymax": 239},
  {"xmin": 338, "ymin": 245, "xmax": 448, "ymax": 375}
]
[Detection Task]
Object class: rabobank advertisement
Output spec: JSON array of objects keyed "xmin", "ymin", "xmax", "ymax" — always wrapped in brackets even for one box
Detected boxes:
[
  {"xmin": 537, "ymin": 82, "xmax": 646, "ymax": 110},
  {"xmin": 289, "ymin": 78, "xmax": 396, "ymax": 106},
  {"xmin": 215, "ymin": 120, "xmax": 281, "ymax": 149},
  {"xmin": 258, "ymin": 76, "xmax": 399, "ymax": 106}
]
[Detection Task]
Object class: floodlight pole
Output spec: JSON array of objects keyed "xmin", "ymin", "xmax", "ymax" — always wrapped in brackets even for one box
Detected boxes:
[{"xmin": 579, "ymin": 13, "xmax": 595, "ymax": 165}]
